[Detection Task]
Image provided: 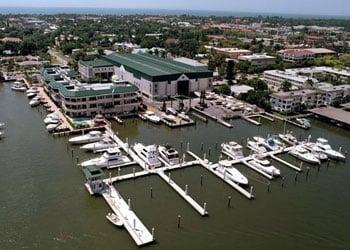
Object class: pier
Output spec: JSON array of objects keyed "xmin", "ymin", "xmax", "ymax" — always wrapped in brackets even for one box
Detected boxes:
[
  {"xmin": 102, "ymin": 186, "xmax": 154, "ymax": 247},
  {"xmin": 269, "ymin": 155, "xmax": 302, "ymax": 172}
]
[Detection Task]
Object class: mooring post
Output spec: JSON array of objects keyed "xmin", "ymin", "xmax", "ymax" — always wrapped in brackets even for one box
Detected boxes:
[
  {"xmin": 295, "ymin": 172, "xmax": 298, "ymax": 182},
  {"xmin": 227, "ymin": 196, "xmax": 231, "ymax": 208},
  {"xmin": 187, "ymin": 142, "xmax": 190, "ymax": 152},
  {"xmin": 201, "ymin": 143, "xmax": 204, "ymax": 151},
  {"xmin": 118, "ymin": 167, "xmax": 121, "ymax": 176},
  {"xmin": 203, "ymin": 202, "xmax": 207, "ymax": 213},
  {"xmin": 150, "ymin": 187, "xmax": 153, "ymax": 198},
  {"xmin": 282, "ymin": 177, "xmax": 285, "ymax": 188},
  {"xmin": 200, "ymin": 175, "xmax": 203, "ymax": 186},
  {"xmin": 250, "ymin": 186, "xmax": 254, "ymax": 196},
  {"xmin": 185, "ymin": 184, "xmax": 188, "ymax": 195},
  {"xmin": 177, "ymin": 215, "xmax": 181, "ymax": 228},
  {"xmin": 168, "ymin": 172, "xmax": 171, "ymax": 183},
  {"xmin": 267, "ymin": 182, "xmax": 271, "ymax": 192},
  {"xmin": 152, "ymin": 228, "xmax": 155, "ymax": 240},
  {"xmin": 128, "ymin": 198, "xmax": 131, "ymax": 210},
  {"xmin": 208, "ymin": 147, "xmax": 211, "ymax": 156}
]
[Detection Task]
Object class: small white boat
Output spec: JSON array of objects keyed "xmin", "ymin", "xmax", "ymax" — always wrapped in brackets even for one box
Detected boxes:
[
  {"xmin": 221, "ymin": 141, "xmax": 244, "ymax": 160},
  {"xmin": 0, "ymin": 122, "xmax": 5, "ymax": 129},
  {"xmin": 26, "ymin": 87, "xmax": 39, "ymax": 94},
  {"xmin": 80, "ymin": 148, "xmax": 131, "ymax": 168},
  {"xmin": 69, "ymin": 131, "xmax": 104, "ymax": 144},
  {"xmin": 248, "ymin": 156, "xmax": 281, "ymax": 176},
  {"xmin": 247, "ymin": 140, "xmax": 267, "ymax": 154},
  {"xmin": 163, "ymin": 114, "xmax": 176, "ymax": 123},
  {"xmin": 106, "ymin": 213, "xmax": 123, "ymax": 227},
  {"xmin": 215, "ymin": 160, "xmax": 248, "ymax": 185},
  {"xmin": 133, "ymin": 143, "xmax": 162, "ymax": 168},
  {"xmin": 166, "ymin": 107, "xmax": 178, "ymax": 116},
  {"xmin": 44, "ymin": 116, "xmax": 60, "ymax": 125},
  {"xmin": 289, "ymin": 145, "xmax": 320, "ymax": 164},
  {"xmin": 296, "ymin": 118, "xmax": 311, "ymax": 129},
  {"xmin": 144, "ymin": 111, "xmax": 161, "ymax": 124},
  {"xmin": 178, "ymin": 112, "xmax": 191, "ymax": 122},
  {"xmin": 254, "ymin": 136, "xmax": 282, "ymax": 151},
  {"xmin": 159, "ymin": 145, "xmax": 180, "ymax": 165},
  {"xmin": 29, "ymin": 97, "xmax": 41, "ymax": 107},
  {"xmin": 278, "ymin": 133, "xmax": 298, "ymax": 145},
  {"xmin": 80, "ymin": 138, "xmax": 117, "ymax": 152},
  {"xmin": 46, "ymin": 123, "xmax": 61, "ymax": 132},
  {"xmin": 11, "ymin": 82, "xmax": 27, "ymax": 92},
  {"xmin": 27, "ymin": 92, "xmax": 37, "ymax": 99},
  {"xmin": 314, "ymin": 138, "xmax": 346, "ymax": 161}
]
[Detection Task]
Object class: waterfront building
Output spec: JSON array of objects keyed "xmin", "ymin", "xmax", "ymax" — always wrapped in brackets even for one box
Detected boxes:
[
  {"xmin": 41, "ymin": 66, "xmax": 140, "ymax": 118},
  {"xmin": 79, "ymin": 53, "xmax": 213, "ymax": 100}
]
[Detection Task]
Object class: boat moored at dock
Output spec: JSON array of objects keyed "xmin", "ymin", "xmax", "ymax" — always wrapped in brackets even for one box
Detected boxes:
[
  {"xmin": 11, "ymin": 82, "xmax": 27, "ymax": 92},
  {"xmin": 133, "ymin": 143, "xmax": 162, "ymax": 168},
  {"xmin": 158, "ymin": 145, "xmax": 180, "ymax": 165},
  {"xmin": 248, "ymin": 156, "xmax": 281, "ymax": 176},
  {"xmin": 81, "ymin": 138, "xmax": 117, "ymax": 152},
  {"xmin": 144, "ymin": 111, "xmax": 161, "ymax": 124},
  {"xmin": 80, "ymin": 148, "xmax": 131, "ymax": 169},
  {"xmin": 106, "ymin": 212, "xmax": 123, "ymax": 227},
  {"xmin": 69, "ymin": 131, "xmax": 104, "ymax": 144},
  {"xmin": 289, "ymin": 145, "xmax": 321, "ymax": 164},
  {"xmin": 278, "ymin": 133, "xmax": 298, "ymax": 145},
  {"xmin": 313, "ymin": 138, "xmax": 346, "ymax": 161},
  {"xmin": 214, "ymin": 160, "xmax": 248, "ymax": 185},
  {"xmin": 221, "ymin": 141, "xmax": 244, "ymax": 160}
]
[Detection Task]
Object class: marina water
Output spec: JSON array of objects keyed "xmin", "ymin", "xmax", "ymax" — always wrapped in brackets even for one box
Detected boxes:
[{"xmin": 1, "ymin": 83, "xmax": 350, "ymax": 249}]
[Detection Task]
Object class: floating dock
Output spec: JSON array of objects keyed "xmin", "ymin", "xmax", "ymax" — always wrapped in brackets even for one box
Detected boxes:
[
  {"xmin": 102, "ymin": 186, "xmax": 154, "ymax": 247},
  {"xmin": 269, "ymin": 155, "xmax": 302, "ymax": 172}
]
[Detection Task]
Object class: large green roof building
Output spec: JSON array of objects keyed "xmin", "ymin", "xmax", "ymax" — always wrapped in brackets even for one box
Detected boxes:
[{"xmin": 79, "ymin": 53, "xmax": 213, "ymax": 100}]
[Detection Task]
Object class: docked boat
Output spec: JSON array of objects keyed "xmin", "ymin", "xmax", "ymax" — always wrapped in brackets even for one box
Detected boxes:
[
  {"xmin": 289, "ymin": 145, "xmax": 320, "ymax": 164},
  {"xmin": 314, "ymin": 138, "xmax": 346, "ymax": 161},
  {"xmin": 253, "ymin": 136, "xmax": 282, "ymax": 151},
  {"xmin": 106, "ymin": 213, "xmax": 123, "ymax": 227},
  {"xmin": 69, "ymin": 131, "xmax": 104, "ymax": 144},
  {"xmin": 11, "ymin": 82, "xmax": 27, "ymax": 92},
  {"xmin": 44, "ymin": 116, "xmax": 60, "ymax": 125},
  {"xmin": 80, "ymin": 138, "xmax": 117, "ymax": 152},
  {"xmin": 46, "ymin": 123, "xmax": 61, "ymax": 132},
  {"xmin": 80, "ymin": 148, "xmax": 131, "ymax": 168},
  {"xmin": 26, "ymin": 87, "xmax": 39, "ymax": 94},
  {"xmin": 296, "ymin": 118, "xmax": 311, "ymax": 129},
  {"xmin": 27, "ymin": 92, "xmax": 37, "ymax": 99},
  {"xmin": 166, "ymin": 107, "xmax": 178, "ymax": 116},
  {"xmin": 29, "ymin": 97, "xmax": 41, "ymax": 107},
  {"xmin": 178, "ymin": 112, "xmax": 191, "ymax": 122},
  {"xmin": 248, "ymin": 156, "xmax": 281, "ymax": 176},
  {"xmin": 278, "ymin": 133, "xmax": 298, "ymax": 145},
  {"xmin": 159, "ymin": 145, "xmax": 180, "ymax": 165},
  {"xmin": 133, "ymin": 143, "xmax": 162, "ymax": 168},
  {"xmin": 215, "ymin": 160, "xmax": 248, "ymax": 185},
  {"xmin": 0, "ymin": 122, "xmax": 5, "ymax": 129},
  {"xmin": 144, "ymin": 111, "xmax": 161, "ymax": 124},
  {"xmin": 163, "ymin": 114, "xmax": 176, "ymax": 123},
  {"xmin": 247, "ymin": 139, "xmax": 267, "ymax": 154},
  {"xmin": 221, "ymin": 141, "xmax": 244, "ymax": 160},
  {"xmin": 302, "ymin": 142, "xmax": 328, "ymax": 161}
]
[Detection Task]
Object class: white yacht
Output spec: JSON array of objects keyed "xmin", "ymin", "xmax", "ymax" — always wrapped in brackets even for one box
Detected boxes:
[
  {"xmin": 44, "ymin": 116, "xmax": 60, "ymax": 125},
  {"xmin": 278, "ymin": 133, "xmax": 298, "ymax": 145},
  {"xmin": 46, "ymin": 123, "xmax": 61, "ymax": 132},
  {"xmin": 221, "ymin": 141, "xmax": 244, "ymax": 160},
  {"xmin": 26, "ymin": 87, "xmax": 39, "ymax": 94},
  {"xmin": 80, "ymin": 148, "xmax": 130, "ymax": 168},
  {"xmin": 144, "ymin": 111, "xmax": 161, "ymax": 124},
  {"xmin": 69, "ymin": 131, "xmax": 104, "ymax": 144},
  {"xmin": 80, "ymin": 138, "xmax": 117, "ymax": 152},
  {"xmin": 27, "ymin": 92, "xmax": 36, "ymax": 98},
  {"xmin": 29, "ymin": 97, "xmax": 41, "ymax": 107},
  {"xmin": 314, "ymin": 138, "xmax": 346, "ymax": 161},
  {"xmin": 158, "ymin": 145, "xmax": 180, "ymax": 165},
  {"xmin": 11, "ymin": 82, "xmax": 27, "ymax": 92},
  {"xmin": 163, "ymin": 114, "xmax": 176, "ymax": 123},
  {"xmin": 289, "ymin": 145, "xmax": 320, "ymax": 164},
  {"xmin": 166, "ymin": 107, "xmax": 178, "ymax": 116},
  {"xmin": 247, "ymin": 139, "xmax": 267, "ymax": 154},
  {"xmin": 254, "ymin": 136, "xmax": 282, "ymax": 151},
  {"xmin": 215, "ymin": 160, "xmax": 248, "ymax": 185},
  {"xmin": 248, "ymin": 156, "xmax": 281, "ymax": 176},
  {"xmin": 133, "ymin": 143, "xmax": 162, "ymax": 168},
  {"xmin": 296, "ymin": 118, "xmax": 311, "ymax": 129}
]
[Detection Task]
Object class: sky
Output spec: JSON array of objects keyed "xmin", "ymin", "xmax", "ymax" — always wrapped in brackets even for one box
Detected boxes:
[{"xmin": 0, "ymin": 0, "xmax": 349, "ymax": 16}]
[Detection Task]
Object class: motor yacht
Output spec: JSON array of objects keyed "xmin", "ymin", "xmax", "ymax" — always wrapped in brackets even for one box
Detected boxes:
[
  {"xmin": 302, "ymin": 142, "xmax": 328, "ymax": 161},
  {"xmin": 248, "ymin": 156, "xmax": 281, "ymax": 176},
  {"xmin": 80, "ymin": 148, "xmax": 130, "ymax": 168},
  {"xmin": 26, "ymin": 87, "xmax": 39, "ymax": 94},
  {"xmin": 163, "ymin": 114, "xmax": 176, "ymax": 123},
  {"xmin": 144, "ymin": 111, "xmax": 161, "ymax": 124},
  {"xmin": 254, "ymin": 136, "xmax": 283, "ymax": 151},
  {"xmin": 166, "ymin": 107, "xmax": 178, "ymax": 116},
  {"xmin": 247, "ymin": 139, "xmax": 267, "ymax": 154},
  {"xmin": 221, "ymin": 141, "xmax": 244, "ymax": 160},
  {"xmin": 69, "ymin": 131, "xmax": 104, "ymax": 144},
  {"xmin": 214, "ymin": 160, "xmax": 248, "ymax": 185},
  {"xmin": 314, "ymin": 138, "xmax": 346, "ymax": 161},
  {"xmin": 11, "ymin": 82, "xmax": 27, "ymax": 92},
  {"xmin": 278, "ymin": 133, "xmax": 298, "ymax": 145},
  {"xmin": 80, "ymin": 138, "xmax": 117, "ymax": 152},
  {"xmin": 158, "ymin": 145, "xmax": 180, "ymax": 165},
  {"xmin": 29, "ymin": 97, "xmax": 41, "ymax": 107},
  {"xmin": 44, "ymin": 114, "xmax": 60, "ymax": 125},
  {"xmin": 27, "ymin": 92, "xmax": 37, "ymax": 99},
  {"xmin": 133, "ymin": 143, "xmax": 162, "ymax": 168},
  {"xmin": 289, "ymin": 145, "xmax": 320, "ymax": 164},
  {"xmin": 296, "ymin": 118, "xmax": 311, "ymax": 129}
]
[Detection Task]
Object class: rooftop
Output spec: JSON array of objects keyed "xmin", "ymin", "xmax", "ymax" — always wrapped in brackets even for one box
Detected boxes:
[{"xmin": 310, "ymin": 107, "xmax": 350, "ymax": 125}]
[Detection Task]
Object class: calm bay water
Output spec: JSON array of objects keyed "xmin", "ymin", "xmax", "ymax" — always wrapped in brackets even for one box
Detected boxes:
[{"xmin": 1, "ymin": 82, "xmax": 350, "ymax": 249}]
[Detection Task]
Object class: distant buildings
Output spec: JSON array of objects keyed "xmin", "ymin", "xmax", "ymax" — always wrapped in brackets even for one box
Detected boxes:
[
  {"xmin": 79, "ymin": 53, "xmax": 213, "ymax": 100},
  {"xmin": 238, "ymin": 54, "xmax": 276, "ymax": 66},
  {"xmin": 41, "ymin": 66, "xmax": 140, "ymax": 118},
  {"xmin": 205, "ymin": 46, "xmax": 252, "ymax": 59},
  {"xmin": 270, "ymin": 85, "xmax": 350, "ymax": 113},
  {"xmin": 0, "ymin": 37, "xmax": 22, "ymax": 43},
  {"xmin": 277, "ymin": 48, "xmax": 335, "ymax": 63}
]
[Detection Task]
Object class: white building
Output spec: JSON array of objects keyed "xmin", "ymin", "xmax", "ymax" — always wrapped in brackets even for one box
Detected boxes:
[{"xmin": 238, "ymin": 54, "xmax": 276, "ymax": 66}]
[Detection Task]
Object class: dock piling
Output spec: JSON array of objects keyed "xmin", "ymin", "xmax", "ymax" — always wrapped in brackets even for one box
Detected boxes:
[
  {"xmin": 128, "ymin": 198, "xmax": 131, "ymax": 210},
  {"xmin": 227, "ymin": 196, "xmax": 231, "ymax": 207},
  {"xmin": 185, "ymin": 184, "xmax": 188, "ymax": 195},
  {"xmin": 177, "ymin": 215, "xmax": 181, "ymax": 228},
  {"xmin": 152, "ymin": 228, "xmax": 155, "ymax": 240},
  {"xmin": 133, "ymin": 167, "xmax": 136, "ymax": 177},
  {"xmin": 306, "ymin": 167, "xmax": 310, "ymax": 178},
  {"xmin": 118, "ymin": 167, "xmax": 121, "ymax": 176},
  {"xmin": 76, "ymin": 157, "xmax": 79, "ymax": 164},
  {"xmin": 250, "ymin": 186, "xmax": 254, "ymax": 196},
  {"xmin": 203, "ymin": 202, "xmax": 207, "ymax": 213},
  {"xmin": 267, "ymin": 183, "xmax": 271, "ymax": 192},
  {"xmin": 215, "ymin": 142, "xmax": 218, "ymax": 149},
  {"xmin": 295, "ymin": 172, "xmax": 298, "ymax": 182},
  {"xmin": 200, "ymin": 175, "xmax": 203, "ymax": 186},
  {"xmin": 150, "ymin": 187, "xmax": 153, "ymax": 198},
  {"xmin": 208, "ymin": 147, "xmax": 211, "ymax": 156},
  {"xmin": 71, "ymin": 149, "xmax": 74, "ymax": 158},
  {"xmin": 187, "ymin": 142, "xmax": 190, "ymax": 152},
  {"xmin": 282, "ymin": 177, "xmax": 285, "ymax": 188},
  {"xmin": 168, "ymin": 173, "xmax": 171, "ymax": 183},
  {"xmin": 201, "ymin": 143, "xmax": 204, "ymax": 151}
]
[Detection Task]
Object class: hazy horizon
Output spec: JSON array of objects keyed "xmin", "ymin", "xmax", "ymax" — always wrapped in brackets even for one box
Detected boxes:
[{"xmin": 0, "ymin": 0, "xmax": 349, "ymax": 17}]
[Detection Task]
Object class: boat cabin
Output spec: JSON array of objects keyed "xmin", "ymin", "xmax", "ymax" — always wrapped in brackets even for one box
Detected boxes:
[{"xmin": 82, "ymin": 166, "xmax": 106, "ymax": 195}]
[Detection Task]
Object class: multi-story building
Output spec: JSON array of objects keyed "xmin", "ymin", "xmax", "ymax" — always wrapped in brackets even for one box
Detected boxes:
[
  {"xmin": 41, "ymin": 67, "xmax": 140, "ymax": 118},
  {"xmin": 79, "ymin": 59, "xmax": 114, "ymax": 80},
  {"xmin": 238, "ymin": 54, "xmax": 276, "ymax": 66},
  {"xmin": 79, "ymin": 53, "xmax": 213, "ymax": 100},
  {"xmin": 277, "ymin": 48, "xmax": 335, "ymax": 63}
]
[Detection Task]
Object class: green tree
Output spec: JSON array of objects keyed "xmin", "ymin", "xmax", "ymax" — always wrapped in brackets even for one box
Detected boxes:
[{"xmin": 281, "ymin": 80, "xmax": 292, "ymax": 92}]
